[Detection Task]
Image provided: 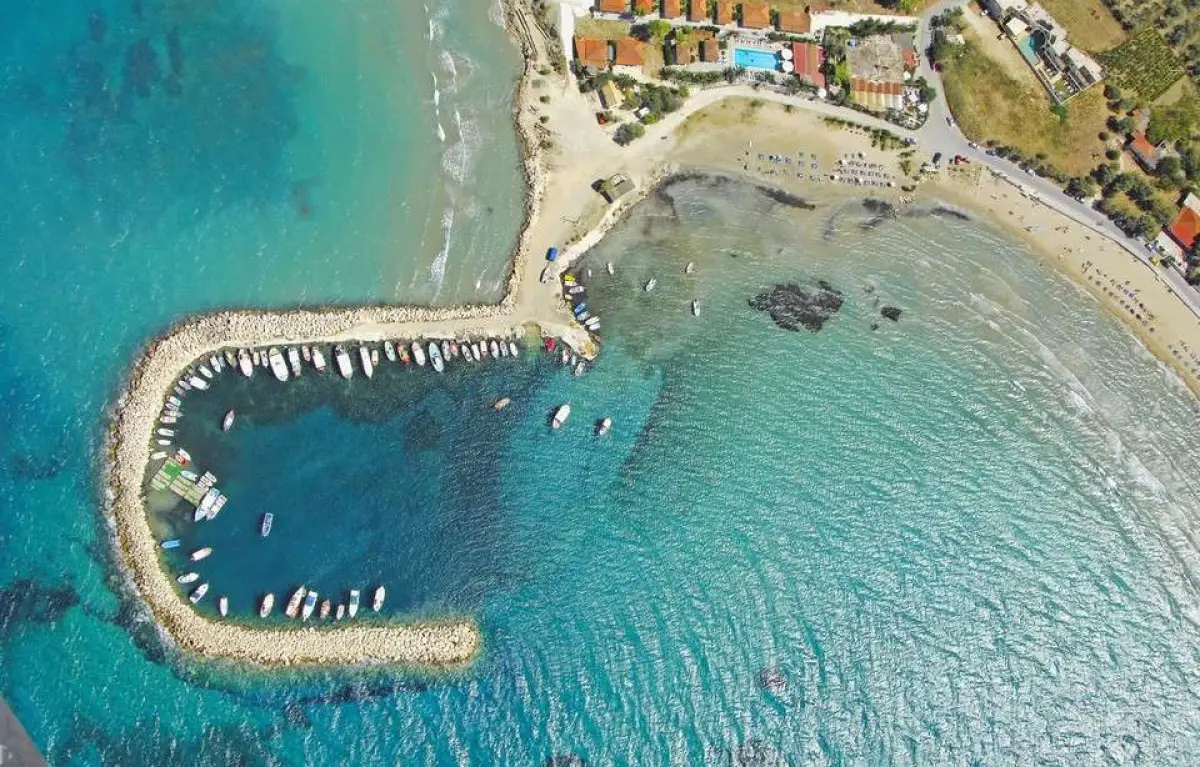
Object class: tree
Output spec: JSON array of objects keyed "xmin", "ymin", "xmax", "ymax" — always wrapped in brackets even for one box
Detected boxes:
[
  {"xmin": 1104, "ymin": 83, "xmax": 1122, "ymax": 101},
  {"xmin": 613, "ymin": 122, "xmax": 646, "ymax": 146},
  {"xmin": 1156, "ymin": 155, "xmax": 1185, "ymax": 187},
  {"xmin": 1066, "ymin": 176, "xmax": 1098, "ymax": 199},
  {"xmin": 1092, "ymin": 162, "xmax": 1118, "ymax": 187},
  {"xmin": 1105, "ymin": 148, "xmax": 1121, "ymax": 161},
  {"xmin": 646, "ymin": 19, "xmax": 671, "ymax": 41}
]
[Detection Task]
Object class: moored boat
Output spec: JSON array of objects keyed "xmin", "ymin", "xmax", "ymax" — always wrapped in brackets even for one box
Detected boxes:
[
  {"xmin": 560, "ymin": 349, "xmax": 570, "ymax": 365},
  {"xmin": 287, "ymin": 347, "xmax": 302, "ymax": 377},
  {"xmin": 509, "ymin": 341, "xmax": 520, "ymax": 357},
  {"xmin": 411, "ymin": 342, "xmax": 426, "ymax": 366},
  {"xmin": 301, "ymin": 591, "xmax": 318, "ymax": 621},
  {"xmin": 188, "ymin": 375, "xmax": 209, "ymax": 390},
  {"xmin": 336, "ymin": 604, "xmax": 345, "ymax": 621},
  {"xmin": 606, "ymin": 261, "xmax": 615, "ymax": 274},
  {"xmin": 384, "ymin": 341, "xmax": 397, "ymax": 362},
  {"xmin": 180, "ymin": 469, "xmax": 199, "ymax": 481},
  {"xmin": 302, "ymin": 345, "xmax": 312, "ymax": 362},
  {"xmin": 499, "ymin": 341, "xmax": 509, "ymax": 358},
  {"xmin": 471, "ymin": 342, "xmax": 482, "ymax": 360},
  {"xmin": 199, "ymin": 364, "xmax": 213, "ymax": 379},
  {"xmin": 574, "ymin": 361, "xmax": 586, "ymax": 376},
  {"xmin": 260, "ymin": 593, "xmax": 275, "ymax": 618},
  {"xmin": 156, "ymin": 427, "xmax": 175, "ymax": 437},
  {"xmin": 252, "ymin": 350, "xmax": 261, "ymax": 366},
  {"xmin": 312, "ymin": 346, "xmax": 327, "ymax": 373},
  {"xmin": 156, "ymin": 438, "xmax": 172, "ymax": 447},
  {"xmin": 597, "ymin": 417, "xmax": 613, "ymax": 436},
  {"xmin": 224, "ymin": 349, "xmax": 237, "ymax": 367},
  {"xmin": 285, "ymin": 587, "xmax": 307, "ymax": 618},
  {"xmin": 218, "ymin": 596, "xmax": 228, "ymax": 617},
  {"xmin": 161, "ymin": 539, "xmax": 181, "ymax": 550},
  {"xmin": 160, "ymin": 416, "xmax": 177, "ymax": 425},
  {"xmin": 370, "ymin": 348, "xmax": 379, "ymax": 366},
  {"xmin": 151, "ymin": 451, "xmax": 169, "ymax": 461},
  {"xmin": 261, "ymin": 512, "xmax": 274, "ymax": 537},
  {"xmin": 189, "ymin": 583, "xmax": 209, "ymax": 604},
  {"xmin": 334, "ymin": 344, "xmax": 353, "ymax": 379},
  {"xmin": 372, "ymin": 586, "xmax": 386, "ymax": 612},
  {"xmin": 428, "ymin": 342, "xmax": 444, "ymax": 373},
  {"xmin": 238, "ymin": 349, "xmax": 254, "ymax": 377},
  {"xmin": 552, "ymin": 404, "xmax": 571, "ymax": 429},
  {"xmin": 644, "ymin": 277, "xmax": 657, "ymax": 292},
  {"xmin": 194, "ymin": 488, "xmax": 219, "ymax": 521},
  {"xmin": 177, "ymin": 572, "xmax": 199, "ymax": 584},
  {"xmin": 449, "ymin": 341, "xmax": 459, "ymax": 358},
  {"xmin": 692, "ymin": 299, "xmax": 700, "ymax": 317},
  {"xmin": 399, "ymin": 345, "xmax": 411, "ymax": 364},
  {"xmin": 268, "ymin": 348, "xmax": 289, "ymax": 382},
  {"xmin": 441, "ymin": 340, "xmax": 451, "ymax": 361},
  {"xmin": 349, "ymin": 589, "xmax": 361, "ymax": 619},
  {"xmin": 320, "ymin": 600, "xmax": 331, "ymax": 620},
  {"xmin": 207, "ymin": 494, "xmax": 227, "ymax": 520},
  {"xmin": 222, "ymin": 410, "xmax": 236, "ymax": 431},
  {"xmin": 190, "ymin": 547, "xmax": 212, "ymax": 561},
  {"xmin": 359, "ymin": 345, "xmax": 375, "ymax": 378},
  {"xmin": 489, "ymin": 340, "xmax": 500, "ymax": 358},
  {"xmin": 493, "ymin": 397, "xmax": 511, "ymax": 410}
]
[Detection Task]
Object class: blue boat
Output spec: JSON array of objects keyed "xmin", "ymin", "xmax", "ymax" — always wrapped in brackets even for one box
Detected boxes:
[
  {"xmin": 161, "ymin": 539, "xmax": 181, "ymax": 550},
  {"xmin": 573, "ymin": 303, "xmax": 588, "ymax": 317},
  {"xmin": 546, "ymin": 246, "xmax": 559, "ymax": 261}
]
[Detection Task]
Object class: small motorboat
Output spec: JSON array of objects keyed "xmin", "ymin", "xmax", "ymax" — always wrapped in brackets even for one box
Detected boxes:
[
  {"xmin": 493, "ymin": 397, "xmax": 512, "ymax": 410},
  {"xmin": 260, "ymin": 593, "xmax": 275, "ymax": 618},
  {"xmin": 499, "ymin": 341, "xmax": 509, "ymax": 358},
  {"xmin": 475, "ymin": 342, "xmax": 486, "ymax": 359},
  {"xmin": 312, "ymin": 346, "xmax": 328, "ymax": 373},
  {"xmin": 428, "ymin": 342, "xmax": 445, "ymax": 373},
  {"xmin": 411, "ymin": 341, "xmax": 427, "ymax": 367},
  {"xmin": 606, "ymin": 262, "xmax": 614, "ymax": 275},
  {"xmin": 222, "ymin": 410, "xmax": 236, "ymax": 431},
  {"xmin": 199, "ymin": 364, "xmax": 213, "ymax": 380},
  {"xmin": 239, "ymin": 348, "xmax": 254, "ymax": 377},
  {"xmin": 384, "ymin": 341, "xmax": 397, "ymax": 362},
  {"xmin": 371, "ymin": 348, "xmax": 379, "ymax": 366},
  {"xmin": 692, "ymin": 300, "xmax": 700, "ymax": 317},
  {"xmin": 489, "ymin": 340, "xmax": 500, "ymax": 358},
  {"xmin": 187, "ymin": 376, "xmax": 208, "ymax": 391},
  {"xmin": 441, "ymin": 340, "xmax": 451, "ymax": 360},
  {"xmin": 151, "ymin": 451, "xmax": 169, "ymax": 461},
  {"xmin": 567, "ymin": 285, "xmax": 585, "ymax": 295},
  {"xmin": 545, "ymin": 337, "xmax": 558, "ymax": 352},
  {"xmin": 560, "ymin": 349, "xmax": 570, "ymax": 365},
  {"xmin": 509, "ymin": 341, "xmax": 520, "ymax": 357},
  {"xmin": 189, "ymin": 583, "xmax": 209, "ymax": 604},
  {"xmin": 287, "ymin": 347, "xmax": 302, "ymax": 377},
  {"xmin": 285, "ymin": 587, "xmax": 306, "ymax": 618},
  {"xmin": 373, "ymin": 586, "xmax": 386, "ymax": 612},
  {"xmin": 261, "ymin": 512, "xmax": 274, "ymax": 537},
  {"xmin": 320, "ymin": 600, "xmax": 331, "ymax": 620},
  {"xmin": 161, "ymin": 539, "xmax": 181, "ymax": 550},
  {"xmin": 302, "ymin": 345, "xmax": 312, "ymax": 362},
  {"xmin": 349, "ymin": 589, "xmax": 361, "ymax": 619},
  {"xmin": 177, "ymin": 572, "xmax": 199, "ymax": 584},
  {"xmin": 251, "ymin": 350, "xmax": 261, "ymax": 366},
  {"xmin": 449, "ymin": 341, "xmax": 459, "ymax": 358},
  {"xmin": 156, "ymin": 427, "xmax": 175, "ymax": 437},
  {"xmin": 336, "ymin": 604, "xmax": 345, "ymax": 621},
  {"xmin": 644, "ymin": 277, "xmax": 657, "ymax": 292},
  {"xmin": 190, "ymin": 547, "xmax": 212, "ymax": 561},
  {"xmin": 335, "ymin": 344, "xmax": 354, "ymax": 379},
  {"xmin": 552, "ymin": 404, "xmax": 571, "ymax": 429},
  {"xmin": 268, "ymin": 348, "xmax": 289, "ymax": 382},
  {"xmin": 597, "ymin": 417, "xmax": 613, "ymax": 436},
  {"xmin": 399, "ymin": 345, "xmax": 411, "ymax": 364},
  {"xmin": 359, "ymin": 346, "xmax": 375, "ymax": 378},
  {"xmin": 301, "ymin": 591, "xmax": 318, "ymax": 621},
  {"xmin": 180, "ymin": 469, "xmax": 199, "ymax": 481},
  {"xmin": 218, "ymin": 596, "xmax": 228, "ymax": 617},
  {"xmin": 685, "ymin": 261, "xmax": 696, "ymax": 274},
  {"xmin": 160, "ymin": 416, "xmax": 177, "ymax": 425},
  {"xmin": 224, "ymin": 349, "xmax": 237, "ymax": 367},
  {"xmin": 574, "ymin": 361, "xmax": 586, "ymax": 377}
]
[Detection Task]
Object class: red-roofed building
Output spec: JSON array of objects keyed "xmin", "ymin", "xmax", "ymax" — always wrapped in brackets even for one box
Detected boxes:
[
  {"xmin": 574, "ymin": 36, "xmax": 610, "ymax": 68},
  {"xmin": 614, "ymin": 37, "xmax": 645, "ymax": 67},
  {"xmin": 633, "ymin": 0, "xmax": 655, "ymax": 13},
  {"xmin": 791, "ymin": 42, "xmax": 825, "ymax": 88},
  {"xmin": 688, "ymin": 0, "xmax": 707, "ymax": 20},
  {"xmin": 1128, "ymin": 132, "xmax": 1164, "ymax": 172},
  {"xmin": 777, "ymin": 10, "xmax": 810, "ymax": 33},
  {"xmin": 672, "ymin": 42, "xmax": 696, "ymax": 65},
  {"xmin": 662, "ymin": 0, "xmax": 683, "ymax": 17},
  {"xmin": 1166, "ymin": 194, "xmax": 1200, "ymax": 251},
  {"xmin": 850, "ymin": 78, "xmax": 904, "ymax": 111},
  {"xmin": 701, "ymin": 38, "xmax": 721, "ymax": 62},
  {"xmin": 597, "ymin": 0, "xmax": 629, "ymax": 13},
  {"xmin": 740, "ymin": 1, "xmax": 770, "ymax": 28},
  {"xmin": 716, "ymin": 0, "xmax": 734, "ymax": 24}
]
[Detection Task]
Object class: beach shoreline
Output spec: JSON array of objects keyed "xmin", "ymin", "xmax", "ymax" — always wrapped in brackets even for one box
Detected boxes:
[{"xmin": 103, "ymin": 2, "xmax": 1200, "ymax": 670}]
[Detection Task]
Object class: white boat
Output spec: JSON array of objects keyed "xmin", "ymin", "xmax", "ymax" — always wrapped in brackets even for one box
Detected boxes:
[
  {"xmin": 567, "ymin": 285, "xmax": 585, "ymax": 295},
  {"xmin": 606, "ymin": 262, "xmax": 614, "ymax": 275},
  {"xmin": 287, "ymin": 347, "xmax": 302, "ymax": 377},
  {"xmin": 168, "ymin": 395, "xmax": 182, "ymax": 407},
  {"xmin": 285, "ymin": 587, "xmax": 307, "ymax": 618},
  {"xmin": 372, "ymin": 586, "xmax": 385, "ymax": 612},
  {"xmin": 644, "ymin": 277, "xmax": 657, "ymax": 292},
  {"xmin": 411, "ymin": 342, "xmax": 426, "ymax": 366},
  {"xmin": 218, "ymin": 596, "xmax": 228, "ymax": 617},
  {"xmin": 509, "ymin": 341, "xmax": 520, "ymax": 357},
  {"xmin": 199, "ymin": 364, "xmax": 213, "ymax": 379},
  {"xmin": 301, "ymin": 591, "xmax": 318, "ymax": 621},
  {"xmin": 334, "ymin": 344, "xmax": 353, "ymax": 378},
  {"xmin": 252, "ymin": 350, "xmax": 261, "ymax": 366},
  {"xmin": 370, "ymin": 348, "xmax": 379, "ymax": 366},
  {"xmin": 260, "ymin": 593, "xmax": 275, "ymax": 618},
  {"xmin": 177, "ymin": 378, "xmax": 191, "ymax": 391},
  {"xmin": 195, "ymin": 488, "xmax": 219, "ymax": 521},
  {"xmin": 156, "ymin": 428, "xmax": 175, "ymax": 437},
  {"xmin": 561, "ymin": 349, "xmax": 570, "ymax": 365},
  {"xmin": 312, "ymin": 346, "xmax": 327, "ymax": 373},
  {"xmin": 224, "ymin": 350, "xmax": 237, "ymax": 367},
  {"xmin": 320, "ymin": 600, "xmax": 331, "ymax": 620},
  {"xmin": 585, "ymin": 318, "xmax": 601, "ymax": 331},
  {"xmin": 160, "ymin": 415, "xmax": 177, "ymax": 425},
  {"xmin": 359, "ymin": 346, "xmax": 375, "ymax": 378},
  {"xmin": 180, "ymin": 469, "xmax": 199, "ymax": 481},
  {"xmin": 493, "ymin": 397, "xmax": 511, "ymax": 410},
  {"xmin": 336, "ymin": 604, "xmax": 345, "ymax": 621},
  {"xmin": 471, "ymin": 342, "xmax": 482, "ymax": 360},
  {"xmin": 499, "ymin": 341, "xmax": 509, "ymax": 358},
  {"xmin": 349, "ymin": 589, "xmax": 361, "ymax": 619},
  {"xmin": 177, "ymin": 572, "xmax": 199, "ymax": 584},
  {"xmin": 489, "ymin": 340, "xmax": 500, "ymax": 358},
  {"xmin": 692, "ymin": 300, "xmax": 700, "ymax": 317},
  {"xmin": 261, "ymin": 512, "xmax": 274, "ymax": 537},
  {"xmin": 428, "ymin": 342, "xmax": 444, "ymax": 373},
  {"xmin": 210, "ymin": 355, "xmax": 223, "ymax": 373},
  {"xmin": 190, "ymin": 547, "xmax": 212, "ymax": 561},
  {"xmin": 302, "ymin": 346, "xmax": 311, "ymax": 362},
  {"xmin": 222, "ymin": 410, "xmax": 235, "ymax": 431},
  {"xmin": 552, "ymin": 404, "xmax": 571, "ymax": 429},
  {"xmin": 268, "ymin": 348, "xmax": 289, "ymax": 382},
  {"xmin": 207, "ymin": 494, "xmax": 227, "ymax": 520},
  {"xmin": 384, "ymin": 341, "xmax": 397, "ymax": 362},
  {"xmin": 189, "ymin": 583, "xmax": 209, "ymax": 604},
  {"xmin": 597, "ymin": 417, "xmax": 613, "ymax": 436},
  {"xmin": 150, "ymin": 451, "xmax": 168, "ymax": 461},
  {"xmin": 574, "ymin": 361, "xmax": 586, "ymax": 376},
  {"xmin": 441, "ymin": 340, "xmax": 451, "ymax": 361},
  {"xmin": 685, "ymin": 261, "xmax": 696, "ymax": 274},
  {"xmin": 188, "ymin": 375, "xmax": 209, "ymax": 390}
]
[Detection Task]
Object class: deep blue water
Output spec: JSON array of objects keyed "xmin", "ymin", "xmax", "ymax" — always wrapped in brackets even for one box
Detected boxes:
[{"xmin": 5, "ymin": 2, "xmax": 1200, "ymax": 765}]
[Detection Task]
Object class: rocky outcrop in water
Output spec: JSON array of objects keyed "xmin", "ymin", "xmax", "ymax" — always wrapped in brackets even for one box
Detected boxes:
[
  {"xmin": 757, "ymin": 665, "xmax": 788, "ymax": 694},
  {"xmin": 749, "ymin": 281, "xmax": 844, "ymax": 332},
  {"xmin": 881, "ymin": 306, "xmax": 902, "ymax": 322}
]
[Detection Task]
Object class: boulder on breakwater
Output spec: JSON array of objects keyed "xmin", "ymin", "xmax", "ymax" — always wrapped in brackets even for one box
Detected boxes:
[{"xmin": 749, "ymin": 281, "xmax": 844, "ymax": 332}]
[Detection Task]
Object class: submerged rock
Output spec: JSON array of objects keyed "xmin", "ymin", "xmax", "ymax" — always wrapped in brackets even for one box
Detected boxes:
[
  {"xmin": 0, "ymin": 578, "xmax": 79, "ymax": 628},
  {"xmin": 749, "ymin": 281, "xmax": 844, "ymax": 332},
  {"xmin": 757, "ymin": 665, "xmax": 788, "ymax": 695},
  {"xmin": 881, "ymin": 306, "xmax": 902, "ymax": 322},
  {"xmin": 727, "ymin": 739, "xmax": 788, "ymax": 767},
  {"xmin": 543, "ymin": 756, "xmax": 587, "ymax": 767},
  {"xmin": 862, "ymin": 198, "xmax": 897, "ymax": 217}
]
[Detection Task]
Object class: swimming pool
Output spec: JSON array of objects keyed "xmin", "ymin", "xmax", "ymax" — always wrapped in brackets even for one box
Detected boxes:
[{"xmin": 734, "ymin": 47, "xmax": 778, "ymax": 71}]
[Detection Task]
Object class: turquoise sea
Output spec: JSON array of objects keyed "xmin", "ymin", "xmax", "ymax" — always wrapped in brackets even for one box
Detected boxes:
[{"xmin": 4, "ymin": 2, "xmax": 1200, "ymax": 766}]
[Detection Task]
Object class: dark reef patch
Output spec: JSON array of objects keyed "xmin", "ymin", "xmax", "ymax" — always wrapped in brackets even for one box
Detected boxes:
[
  {"xmin": 757, "ymin": 665, "xmax": 788, "ymax": 694},
  {"xmin": 929, "ymin": 204, "xmax": 970, "ymax": 221},
  {"xmin": 544, "ymin": 756, "xmax": 588, "ymax": 767},
  {"xmin": 749, "ymin": 281, "xmax": 845, "ymax": 332},
  {"xmin": 755, "ymin": 185, "xmax": 814, "ymax": 210},
  {"xmin": 881, "ymin": 306, "xmax": 902, "ymax": 322},
  {"xmin": 0, "ymin": 579, "xmax": 80, "ymax": 631},
  {"xmin": 862, "ymin": 198, "xmax": 897, "ymax": 217}
]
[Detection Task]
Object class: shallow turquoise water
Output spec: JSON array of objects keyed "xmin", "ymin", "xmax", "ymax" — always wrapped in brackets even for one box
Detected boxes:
[{"xmin": 4, "ymin": 2, "xmax": 1200, "ymax": 764}]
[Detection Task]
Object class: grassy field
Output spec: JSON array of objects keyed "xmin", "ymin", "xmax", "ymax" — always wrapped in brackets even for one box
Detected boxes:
[
  {"xmin": 1099, "ymin": 27, "xmax": 1186, "ymax": 101},
  {"xmin": 1035, "ymin": 0, "xmax": 1126, "ymax": 52},
  {"xmin": 941, "ymin": 33, "xmax": 1109, "ymax": 176},
  {"xmin": 573, "ymin": 18, "xmax": 632, "ymax": 39}
]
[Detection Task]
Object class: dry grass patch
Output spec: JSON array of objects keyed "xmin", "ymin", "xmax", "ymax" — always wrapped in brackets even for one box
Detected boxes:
[
  {"xmin": 574, "ymin": 18, "xmax": 632, "ymax": 39},
  {"xmin": 1035, "ymin": 0, "xmax": 1126, "ymax": 52},
  {"xmin": 941, "ymin": 34, "xmax": 1109, "ymax": 176}
]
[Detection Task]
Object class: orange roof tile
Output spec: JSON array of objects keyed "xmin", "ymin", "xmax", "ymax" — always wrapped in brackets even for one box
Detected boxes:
[
  {"xmin": 791, "ymin": 42, "xmax": 825, "ymax": 87},
  {"xmin": 1169, "ymin": 206, "xmax": 1200, "ymax": 249},
  {"xmin": 574, "ymin": 36, "xmax": 610, "ymax": 68},
  {"xmin": 777, "ymin": 10, "xmax": 810, "ymax": 33},
  {"xmin": 633, "ymin": 0, "xmax": 654, "ymax": 13},
  {"xmin": 597, "ymin": 0, "xmax": 628, "ymax": 12},
  {"xmin": 614, "ymin": 37, "xmax": 645, "ymax": 66},
  {"xmin": 902, "ymin": 48, "xmax": 917, "ymax": 68},
  {"xmin": 675, "ymin": 43, "xmax": 695, "ymax": 64},
  {"xmin": 701, "ymin": 38, "xmax": 720, "ymax": 61},
  {"xmin": 741, "ymin": 1, "xmax": 770, "ymax": 28},
  {"xmin": 663, "ymin": 0, "xmax": 683, "ymax": 17},
  {"xmin": 716, "ymin": 0, "xmax": 734, "ymax": 23},
  {"xmin": 1130, "ymin": 132, "xmax": 1157, "ymax": 159},
  {"xmin": 688, "ymin": 0, "xmax": 708, "ymax": 21}
]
